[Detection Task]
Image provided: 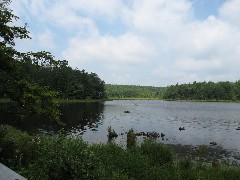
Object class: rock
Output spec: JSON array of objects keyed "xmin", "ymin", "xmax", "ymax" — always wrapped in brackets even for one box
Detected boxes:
[
  {"xmin": 161, "ymin": 133, "xmax": 165, "ymax": 137},
  {"xmin": 136, "ymin": 132, "xmax": 142, "ymax": 136},
  {"xmin": 108, "ymin": 131, "xmax": 118, "ymax": 139},
  {"xmin": 124, "ymin": 110, "xmax": 131, "ymax": 113},
  {"xmin": 135, "ymin": 132, "xmax": 146, "ymax": 136},
  {"xmin": 236, "ymin": 127, "xmax": 240, "ymax": 130},
  {"xmin": 146, "ymin": 132, "xmax": 160, "ymax": 138},
  {"xmin": 210, "ymin": 142, "xmax": 217, "ymax": 146},
  {"xmin": 142, "ymin": 132, "xmax": 147, "ymax": 136}
]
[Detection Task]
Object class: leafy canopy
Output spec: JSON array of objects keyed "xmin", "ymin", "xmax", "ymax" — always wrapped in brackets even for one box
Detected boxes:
[{"xmin": 0, "ymin": 0, "xmax": 61, "ymax": 122}]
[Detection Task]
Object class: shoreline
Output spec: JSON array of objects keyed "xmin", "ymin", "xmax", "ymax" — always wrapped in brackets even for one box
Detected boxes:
[
  {"xmin": 163, "ymin": 99, "xmax": 240, "ymax": 103},
  {"xmin": 1, "ymin": 98, "xmax": 240, "ymax": 103}
]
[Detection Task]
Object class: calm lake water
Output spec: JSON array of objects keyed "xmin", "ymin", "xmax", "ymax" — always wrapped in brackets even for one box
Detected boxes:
[{"xmin": 1, "ymin": 100, "xmax": 240, "ymax": 162}]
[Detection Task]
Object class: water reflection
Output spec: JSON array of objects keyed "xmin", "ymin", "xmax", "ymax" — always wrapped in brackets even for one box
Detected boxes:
[
  {"xmin": 60, "ymin": 102, "xmax": 104, "ymax": 135},
  {"xmin": 0, "ymin": 102, "xmax": 105, "ymax": 135}
]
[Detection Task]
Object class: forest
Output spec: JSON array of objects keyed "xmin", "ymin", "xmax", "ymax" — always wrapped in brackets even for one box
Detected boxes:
[
  {"xmin": 105, "ymin": 84, "xmax": 167, "ymax": 99},
  {"xmin": 0, "ymin": 57, "xmax": 106, "ymax": 100},
  {"xmin": 163, "ymin": 81, "xmax": 240, "ymax": 101}
]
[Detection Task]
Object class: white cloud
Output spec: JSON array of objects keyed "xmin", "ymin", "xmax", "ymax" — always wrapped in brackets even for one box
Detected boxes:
[
  {"xmin": 176, "ymin": 58, "xmax": 223, "ymax": 72},
  {"xmin": 62, "ymin": 33, "xmax": 155, "ymax": 67},
  {"xmin": 9, "ymin": 0, "xmax": 240, "ymax": 86},
  {"xmin": 219, "ymin": 0, "xmax": 240, "ymax": 24},
  {"xmin": 124, "ymin": 0, "xmax": 193, "ymax": 34},
  {"xmin": 38, "ymin": 29, "xmax": 56, "ymax": 50},
  {"xmin": 68, "ymin": 0, "xmax": 125, "ymax": 20},
  {"xmin": 152, "ymin": 64, "xmax": 199, "ymax": 85}
]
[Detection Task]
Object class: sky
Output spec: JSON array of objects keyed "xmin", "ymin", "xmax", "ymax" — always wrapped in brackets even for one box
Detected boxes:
[{"xmin": 10, "ymin": 0, "xmax": 240, "ymax": 86}]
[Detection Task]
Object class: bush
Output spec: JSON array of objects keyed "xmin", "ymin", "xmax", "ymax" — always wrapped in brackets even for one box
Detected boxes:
[
  {"xmin": 140, "ymin": 139, "xmax": 174, "ymax": 166},
  {"xmin": 127, "ymin": 128, "xmax": 136, "ymax": 148},
  {"xmin": 23, "ymin": 136, "xmax": 97, "ymax": 179},
  {"xmin": 0, "ymin": 125, "xmax": 37, "ymax": 169},
  {"xmin": 178, "ymin": 157, "xmax": 194, "ymax": 170}
]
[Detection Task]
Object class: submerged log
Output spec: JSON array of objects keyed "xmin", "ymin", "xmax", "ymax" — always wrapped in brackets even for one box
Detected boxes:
[
  {"xmin": 179, "ymin": 127, "xmax": 185, "ymax": 131},
  {"xmin": 161, "ymin": 133, "xmax": 165, "ymax": 138},
  {"xmin": 108, "ymin": 131, "xmax": 118, "ymax": 139},
  {"xmin": 146, "ymin": 132, "xmax": 160, "ymax": 138},
  {"xmin": 135, "ymin": 131, "xmax": 163, "ymax": 138},
  {"xmin": 136, "ymin": 132, "xmax": 146, "ymax": 136}
]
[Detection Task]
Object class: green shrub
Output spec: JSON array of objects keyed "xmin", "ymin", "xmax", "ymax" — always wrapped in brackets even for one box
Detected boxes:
[
  {"xmin": 127, "ymin": 128, "xmax": 136, "ymax": 148},
  {"xmin": 0, "ymin": 125, "xmax": 36, "ymax": 169},
  {"xmin": 178, "ymin": 157, "xmax": 194, "ymax": 170},
  {"xmin": 23, "ymin": 136, "xmax": 97, "ymax": 179},
  {"xmin": 140, "ymin": 139, "xmax": 174, "ymax": 166}
]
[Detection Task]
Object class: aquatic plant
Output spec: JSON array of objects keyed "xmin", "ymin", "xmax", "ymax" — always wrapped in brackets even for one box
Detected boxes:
[
  {"xmin": 107, "ymin": 126, "xmax": 118, "ymax": 140},
  {"xmin": 127, "ymin": 128, "xmax": 136, "ymax": 148}
]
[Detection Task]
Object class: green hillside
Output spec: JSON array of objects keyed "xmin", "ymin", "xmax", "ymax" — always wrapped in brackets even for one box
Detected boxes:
[{"xmin": 105, "ymin": 84, "xmax": 167, "ymax": 99}]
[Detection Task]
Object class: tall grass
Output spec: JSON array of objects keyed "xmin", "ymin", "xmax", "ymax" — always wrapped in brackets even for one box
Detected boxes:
[{"xmin": 1, "ymin": 125, "xmax": 240, "ymax": 179}]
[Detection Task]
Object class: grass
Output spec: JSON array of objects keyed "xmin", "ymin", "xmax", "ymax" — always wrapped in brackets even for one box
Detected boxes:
[{"xmin": 1, "ymin": 125, "xmax": 240, "ymax": 179}]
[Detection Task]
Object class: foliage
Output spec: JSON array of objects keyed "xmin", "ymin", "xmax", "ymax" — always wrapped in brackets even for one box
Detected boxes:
[
  {"xmin": 10, "ymin": 80, "xmax": 61, "ymax": 122},
  {"xmin": 0, "ymin": 1, "xmax": 61, "ymax": 120},
  {"xmin": 9, "ymin": 59, "xmax": 106, "ymax": 100},
  {"xmin": 107, "ymin": 126, "xmax": 118, "ymax": 140},
  {"xmin": 0, "ymin": 0, "xmax": 31, "ymax": 46},
  {"xmin": 164, "ymin": 81, "xmax": 240, "ymax": 101},
  {"xmin": 106, "ymin": 84, "xmax": 166, "ymax": 99},
  {"xmin": 178, "ymin": 157, "xmax": 194, "ymax": 170},
  {"xmin": 0, "ymin": 125, "xmax": 97, "ymax": 179},
  {"xmin": 1, "ymin": 125, "xmax": 240, "ymax": 179},
  {"xmin": 140, "ymin": 139, "xmax": 174, "ymax": 166},
  {"xmin": 127, "ymin": 128, "xmax": 136, "ymax": 148}
]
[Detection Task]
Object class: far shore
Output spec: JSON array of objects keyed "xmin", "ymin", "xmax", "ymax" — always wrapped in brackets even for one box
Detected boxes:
[
  {"xmin": 164, "ymin": 99, "xmax": 240, "ymax": 103},
  {"xmin": 1, "ymin": 98, "xmax": 240, "ymax": 103}
]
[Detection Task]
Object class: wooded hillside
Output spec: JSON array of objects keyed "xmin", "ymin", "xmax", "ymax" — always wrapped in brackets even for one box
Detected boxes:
[
  {"xmin": 105, "ymin": 84, "xmax": 167, "ymax": 99},
  {"xmin": 163, "ymin": 81, "xmax": 240, "ymax": 101}
]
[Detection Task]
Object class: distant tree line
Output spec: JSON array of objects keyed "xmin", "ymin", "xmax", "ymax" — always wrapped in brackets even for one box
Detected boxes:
[
  {"xmin": 106, "ymin": 84, "xmax": 167, "ymax": 99},
  {"xmin": 163, "ymin": 81, "xmax": 240, "ymax": 101}
]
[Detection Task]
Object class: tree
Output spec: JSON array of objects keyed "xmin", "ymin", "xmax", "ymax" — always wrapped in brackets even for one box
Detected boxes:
[
  {"xmin": 0, "ymin": 0, "xmax": 61, "ymax": 122},
  {"xmin": 163, "ymin": 81, "xmax": 240, "ymax": 101}
]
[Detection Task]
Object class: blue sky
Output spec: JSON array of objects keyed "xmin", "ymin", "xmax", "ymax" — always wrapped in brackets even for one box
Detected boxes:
[
  {"xmin": 11, "ymin": 0, "xmax": 240, "ymax": 86},
  {"xmin": 191, "ymin": 0, "xmax": 225, "ymax": 19}
]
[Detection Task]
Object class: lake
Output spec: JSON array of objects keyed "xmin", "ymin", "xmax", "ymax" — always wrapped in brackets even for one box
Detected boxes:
[{"xmin": 1, "ymin": 100, "xmax": 240, "ymax": 163}]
